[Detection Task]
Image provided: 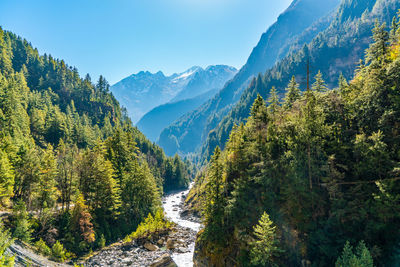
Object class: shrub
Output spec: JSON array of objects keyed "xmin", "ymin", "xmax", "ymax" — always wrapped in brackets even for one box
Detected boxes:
[
  {"xmin": 124, "ymin": 209, "xmax": 173, "ymax": 242},
  {"xmin": 34, "ymin": 238, "xmax": 51, "ymax": 256},
  {"xmin": 51, "ymin": 241, "xmax": 70, "ymax": 262},
  {"xmin": 0, "ymin": 223, "xmax": 14, "ymax": 266}
]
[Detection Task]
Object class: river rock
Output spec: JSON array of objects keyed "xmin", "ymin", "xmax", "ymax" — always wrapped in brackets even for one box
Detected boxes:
[
  {"xmin": 166, "ymin": 239, "xmax": 175, "ymax": 249},
  {"xmin": 144, "ymin": 242, "xmax": 159, "ymax": 251},
  {"xmin": 150, "ymin": 253, "xmax": 177, "ymax": 267}
]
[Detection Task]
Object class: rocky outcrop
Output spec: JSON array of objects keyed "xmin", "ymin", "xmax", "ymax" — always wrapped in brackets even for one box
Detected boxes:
[{"xmin": 8, "ymin": 240, "xmax": 69, "ymax": 267}]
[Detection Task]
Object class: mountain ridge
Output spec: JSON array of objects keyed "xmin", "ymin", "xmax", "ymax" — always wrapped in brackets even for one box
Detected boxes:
[{"xmin": 111, "ymin": 65, "xmax": 237, "ymax": 124}]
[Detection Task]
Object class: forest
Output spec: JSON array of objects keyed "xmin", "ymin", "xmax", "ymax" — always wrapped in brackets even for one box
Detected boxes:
[
  {"xmin": 194, "ymin": 18, "xmax": 400, "ymax": 266},
  {"xmin": 0, "ymin": 26, "xmax": 192, "ymax": 264}
]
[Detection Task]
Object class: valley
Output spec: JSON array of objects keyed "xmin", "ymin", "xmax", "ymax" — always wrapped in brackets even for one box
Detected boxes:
[{"xmin": 1, "ymin": 0, "xmax": 400, "ymax": 266}]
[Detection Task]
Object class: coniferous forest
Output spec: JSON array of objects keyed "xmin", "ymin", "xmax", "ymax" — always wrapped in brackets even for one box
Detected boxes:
[
  {"xmin": 194, "ymin": 18, "xmax": 400, "ymax": 267},
  {"xmin": 1, "ymin": 0, "xmax": 400, "ymax": 267},
  {"xmin": 0, "ymin": 27, "xmax": 192, "ymax": 263}
]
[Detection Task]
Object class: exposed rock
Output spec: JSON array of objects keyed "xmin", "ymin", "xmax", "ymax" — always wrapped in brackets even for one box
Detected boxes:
[
  {"xmin": 144, "ymin": 242, "xmax": 159, "ymax": 251},
  {"xmin": 166, "ymin": 239, "xmax": 175, "ymax": 250},
  {"xmin": 150, "ymin": 254, "xmax": 177, "ymax": 267}
]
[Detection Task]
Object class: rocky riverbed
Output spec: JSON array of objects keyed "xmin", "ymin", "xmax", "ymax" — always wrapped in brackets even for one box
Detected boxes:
[
  {"xmin": 5, "ymin": 186, "xmax": 200, "ymax": 267},
  {"xmin": 85, "ymin": 186, "xmax": 201, "ymax": 267},
  {"xmin": 84, "ymin": 225, "xmax": 196, "ymax": 267}
]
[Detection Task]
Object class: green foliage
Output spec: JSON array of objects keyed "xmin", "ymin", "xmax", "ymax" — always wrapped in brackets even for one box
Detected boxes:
[
  {"xmin": 250, "ymin": 212, "xmax": 282, "ymax": 267},
  {"xmin": 0, "ymin": 148, "xmax": 14, "ymax": 207},
  {"xmin": 312, "ymin": 70, "xmax": 327, "ymax": 92},
  {"xmin": 12, "ymin": 199, "xmax": 32, "ymax": 243},
  {"xmin": 51, "ymin": 241, "xmax": 69, "ymax": 263},
  {"xmin": 200, "ymin": 147, "xmax": 227, "ymax": 247},
  {"xmin": 0, "ymin": 223, "xmax": 14, "ymax": 267},
  {"xmin": 335, "ymin": 241, "xmax": 373, "ymax": 267},
  {"xmin": 34, "ymin": 238, "xmax": 51, "ymax": 256},
  {"xmin": 284, "ymin": 76, "xmax": 300, "ymax": 109},
  {"xmin": 124, "ymin": 209, "xmax": 173, "ymax": 242}
]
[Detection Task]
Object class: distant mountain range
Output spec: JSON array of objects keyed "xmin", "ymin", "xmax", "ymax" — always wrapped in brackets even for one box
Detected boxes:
[{"xmin": 111, "ymin": 65, "xmax": 237, "ymax": 124}]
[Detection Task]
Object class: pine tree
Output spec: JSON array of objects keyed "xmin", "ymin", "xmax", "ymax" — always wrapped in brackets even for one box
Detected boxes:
[
  {"xmin": 284, "ymin": 76, "xmax": 300, "ymax": 108},
  {"xmin": 0, "ymin": 222, "xmax": 14, "ymax": 266},
  {"xmin": 366, "ymin": 21, "xmax": 389, "ymax": 66},
  {"xmin": 0, "ymin": 149, "xmax": 14, "ymax": 207},
  {"xmin": 34, "ymin": 145, "xmax": 58, "ymax": 212},
  {"xmin": 312, "ymin": 71, "xmax": 327, "ymax": 92},
  {"xmin": 267, "ymin": 86, "xmax": 280, "ymax": 115},
  {"xmin": 336, "ymin": 241, "xmax": 373, "ymax": 267},
  {"xmin": 12, "ymin": 200, "xmax": 32, "ymax": 243},
  {"xmin": 202, "ymin": 147, "xmax": 226, "ymax": 246},
  {"xmin": 250, "ymin": 212, "xmax": 281, "ymax": 266}
]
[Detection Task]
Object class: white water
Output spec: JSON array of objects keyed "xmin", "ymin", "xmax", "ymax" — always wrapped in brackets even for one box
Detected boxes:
[{"xmin": 163, "ymin": 185, "xmax": 201, "ymax": 267}]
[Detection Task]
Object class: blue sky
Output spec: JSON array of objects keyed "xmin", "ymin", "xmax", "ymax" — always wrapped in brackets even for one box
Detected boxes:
[{"xmin": 0, "ymin": 0, "xmax": 291, "ymax": 84}]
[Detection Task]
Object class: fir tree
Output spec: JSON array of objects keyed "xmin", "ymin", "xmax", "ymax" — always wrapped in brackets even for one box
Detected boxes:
[{"xmin": 284, "ymin": 76, "xmax": 300, "ymax": 108}]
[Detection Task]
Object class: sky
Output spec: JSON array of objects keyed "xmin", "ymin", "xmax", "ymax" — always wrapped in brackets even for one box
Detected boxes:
[{"xmin": 0, "ymin": 0, "xmax": 292, "ymax": 84}]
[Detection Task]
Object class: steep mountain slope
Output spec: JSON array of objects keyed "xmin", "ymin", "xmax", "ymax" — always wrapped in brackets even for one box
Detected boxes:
[
  {"xmin": 200, "ymin": 0, "xmax": 400, "ymax": 162},
  {"xmin": 195, "ymin": 13, "xmax": 400, "ymax": 265},
  {"xmin": 111, "ymin": 65, "xmax": 236, "ymax": 124},
  {"xmin": 158, "ymin": 0, "xmax": 341, "ymax": 156},
  {"xmin": 136, "ymin": 88, "xmax": 218, "ymax": 142},
  {"xmin": 0, "ymin": 26, "xmax": 192, "ymax": 259}
]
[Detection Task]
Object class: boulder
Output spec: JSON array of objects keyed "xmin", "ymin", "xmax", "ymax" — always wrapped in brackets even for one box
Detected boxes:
[
  {"xmin": 144, "ymin": 242, "xmax": 159, "ymax": 251},
  {"xmin": 150, "ymin": 253, "xmax": 177, "ymax": 267},
  {"xmin": 157, "ymin": 238, "xmax": 164, "ymax": 246},
  {"xmin": 166, "ymin": 239, "xmax": 175, "ymax": 250}
]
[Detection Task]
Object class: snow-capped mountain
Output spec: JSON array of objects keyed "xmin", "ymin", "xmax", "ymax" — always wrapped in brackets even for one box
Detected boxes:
[{"xmin": 111, "ymin": 65, "xmax": 237, "ymax": 124}]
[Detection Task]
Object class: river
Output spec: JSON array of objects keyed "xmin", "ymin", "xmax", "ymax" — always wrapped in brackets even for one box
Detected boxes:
[{"xmin": 163, "ymin": 185, "xmax": 201, "ymax": 267}]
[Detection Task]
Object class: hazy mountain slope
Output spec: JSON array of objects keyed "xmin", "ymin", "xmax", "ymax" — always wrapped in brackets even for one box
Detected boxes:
[
  {"xmin": 136, "ymin": 89, "xmax": 218, "ymax": 142},
  {"xmin": 158, "ymin": 0, "xmax": 341, "ymax": 156},
  {"xmin": 111, "ymin": 65, "xmax": 236, "ymax": 124},
  {"xmin": 200, "ymin": 0, "xmax": 400, "ymax": 162}
]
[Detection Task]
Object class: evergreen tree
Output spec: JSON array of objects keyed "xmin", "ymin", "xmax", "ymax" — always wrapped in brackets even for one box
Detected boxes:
[
  {"xmin": 284, "ymin": 76, "xmax": 300, "ymax": 108},
  {"xmin": 0, "ymin": 222, "xmax": 14, "ymax": 267},
  {"xmin": 0, "ymin": 149, "xmax": 14, "ymax": 207},
  {"xmin": 267, "ymin": 86, "xmax": 280, "ymax": 115},
  {"xmin": 34, "ymin": 145, "xmax": 58, "ymax": 212},
  {"xmin": 312, "ymin": 70, "xmax": 328, "ymax": 92},
  {"xmin": 12, "ymin": 199, "xmax": 32, "ymax": 243},
  {"xmin": 201, "ymin": 147, "xmax": 226, "ymax": 247},
  {"xmin": 366, "ymin": 21, "xmax": 389, "ymax": 66},
  {"xmin": 250, "ymin": 212, "xmax": 282, "ymax": 266},
  {"xmin": 336, "ymin": 241, "xmax": 373, "ymax": 267}
]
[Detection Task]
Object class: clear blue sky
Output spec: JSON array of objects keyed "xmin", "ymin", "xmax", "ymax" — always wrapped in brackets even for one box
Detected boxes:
[{"xmin": 0, "ymin": 0, "xmax": 291, "ymax": 84}]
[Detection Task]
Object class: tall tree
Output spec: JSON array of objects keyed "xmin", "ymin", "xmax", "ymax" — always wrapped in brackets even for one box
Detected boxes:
[{"xmin": 284, "ymin": 76, "xmax": 300, "ymax": 108}]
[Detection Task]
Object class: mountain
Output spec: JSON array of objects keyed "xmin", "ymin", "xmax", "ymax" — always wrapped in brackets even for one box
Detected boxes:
[
  {"xmin": 158, "ymin": 0, "xmax": 341, "ymax": 156},
  {"xmin": 199, "ymin": 0, "xmax": 400, "ymax": 162},
  {"xmin": 136, "ymin": 89, "xmax": 218, "ymax": 142},
  {"xmin": 169, "ymin": 65, "xmax": 237, "ymax": 102},
  {"xmin": 111, "ymin": 65, "xmax": 237, "ymax": 124}
]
